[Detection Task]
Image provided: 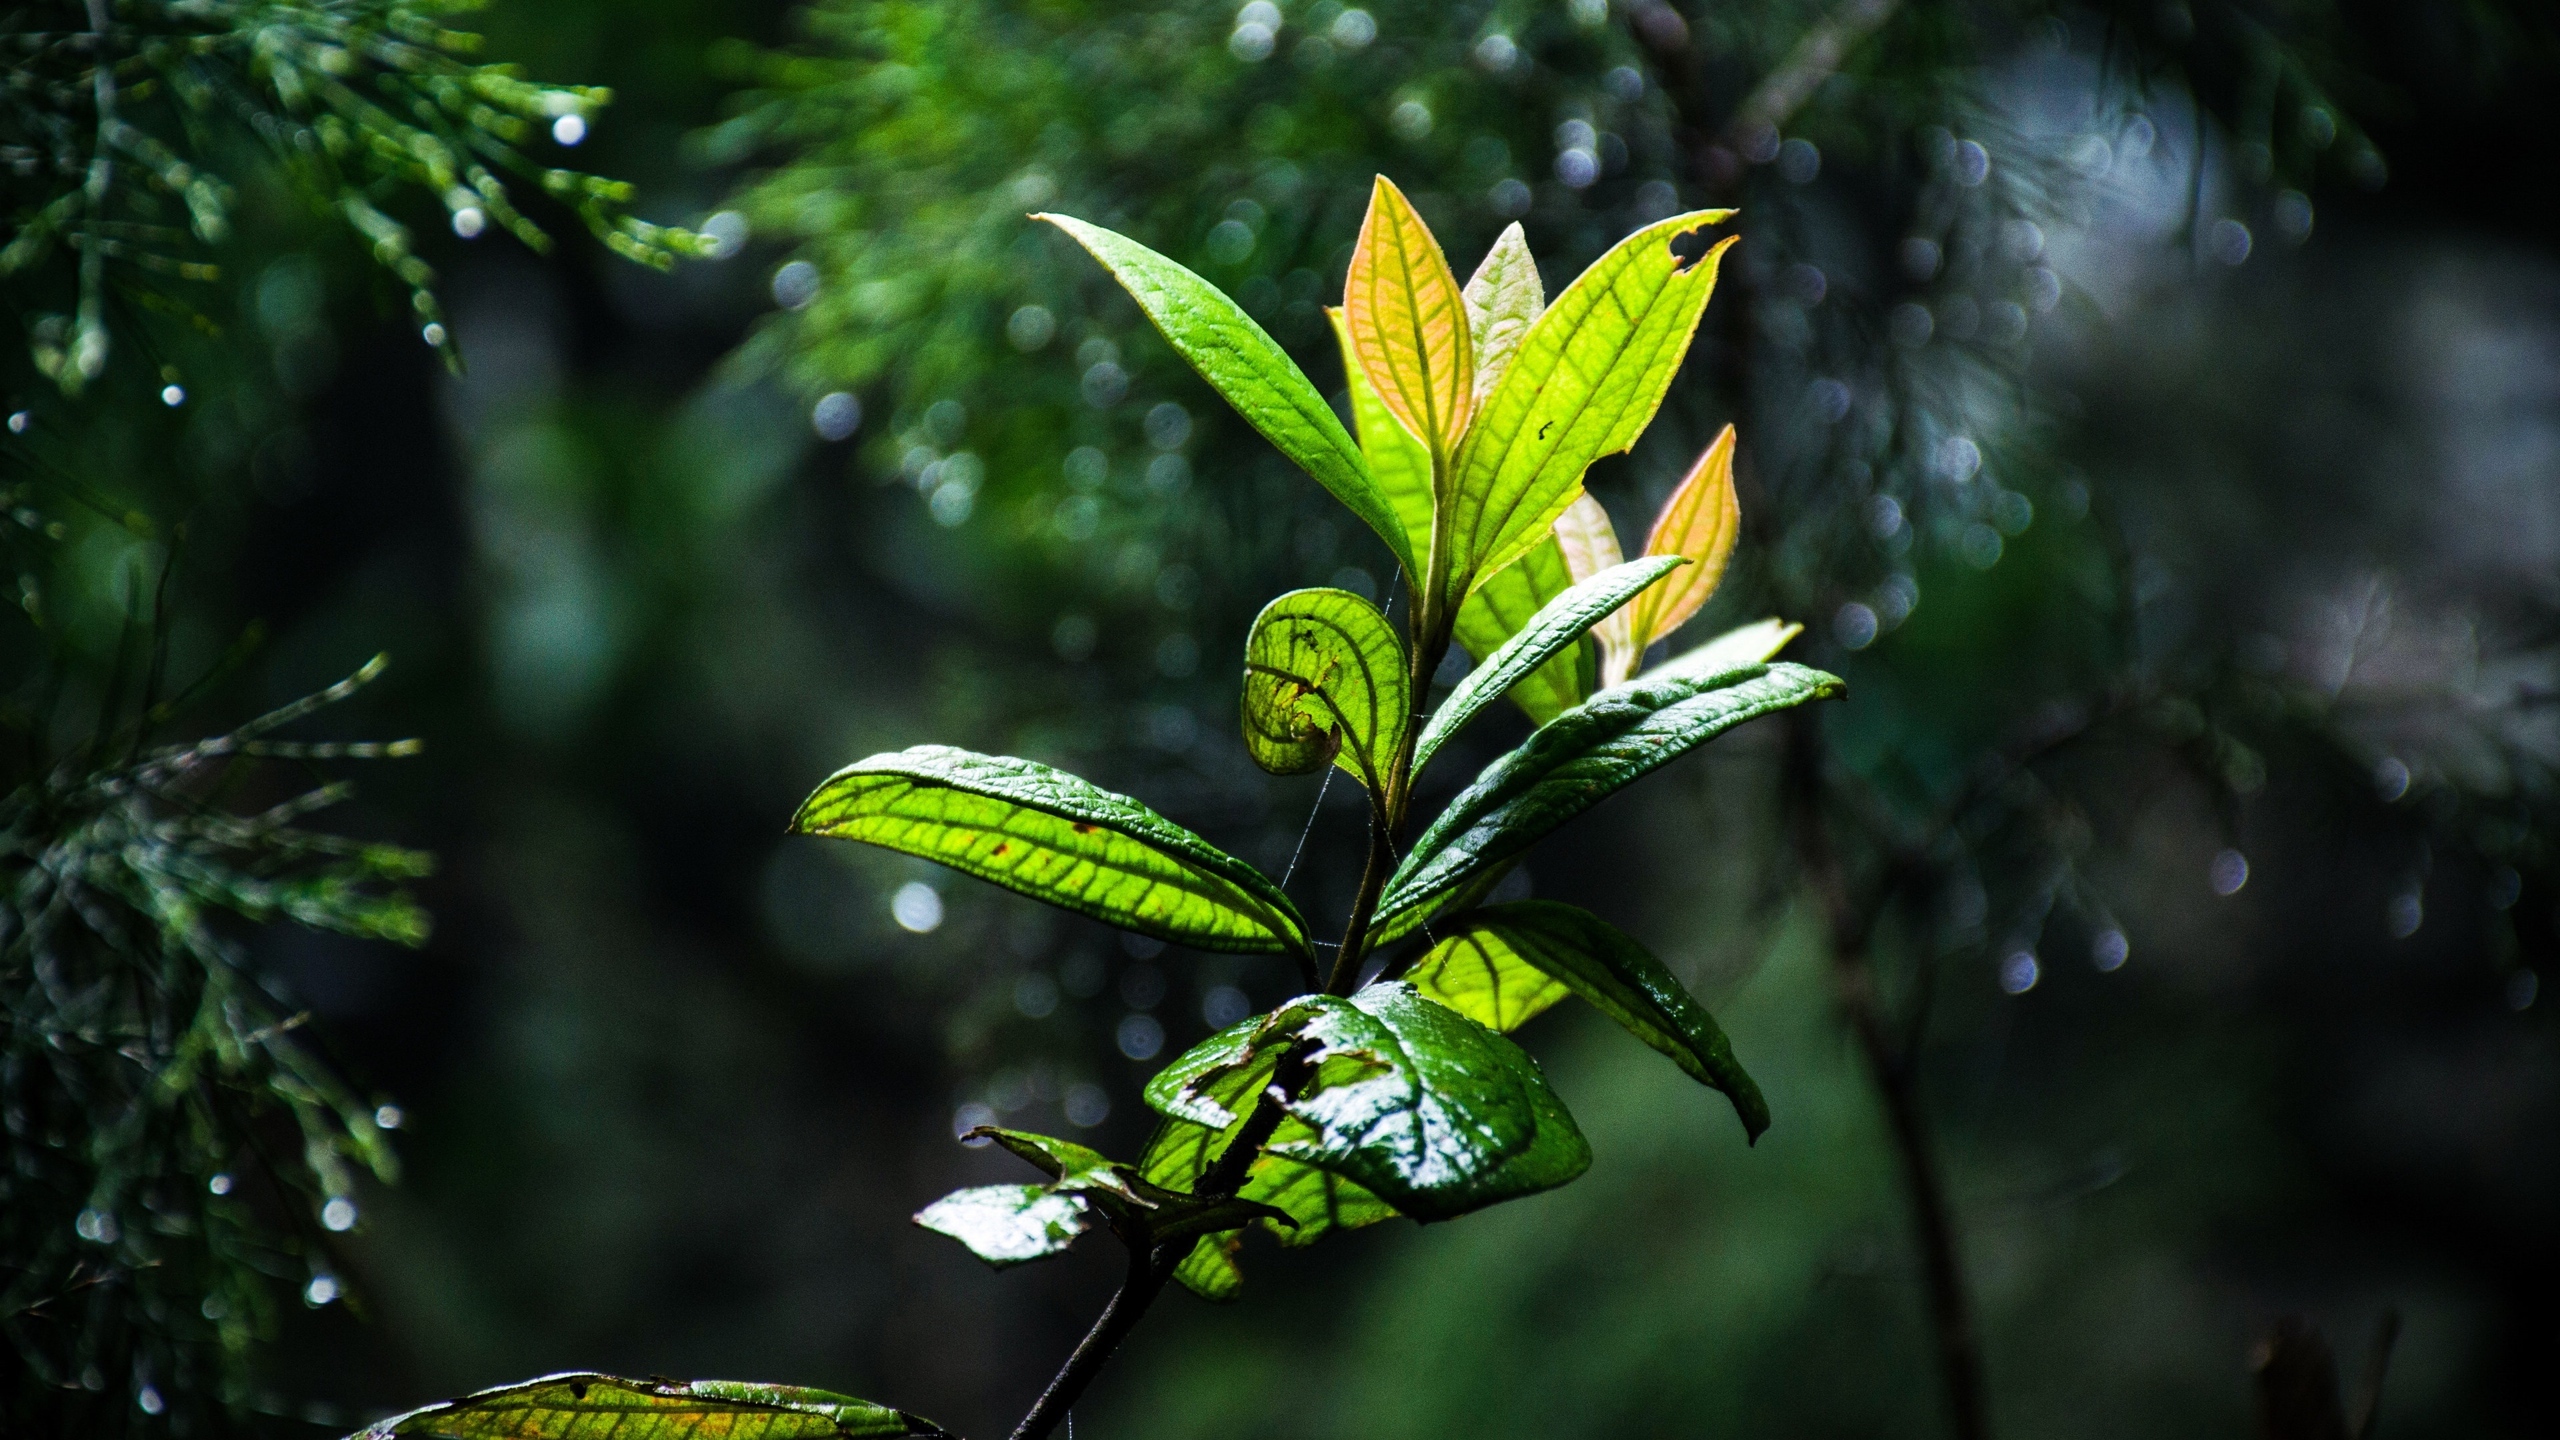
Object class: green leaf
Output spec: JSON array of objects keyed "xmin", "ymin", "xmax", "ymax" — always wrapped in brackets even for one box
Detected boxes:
[
  {"xmin": 1462, "ymin": 221, "xmax": 1546, "ymax": 403},
  {"xmin": 1407, "ymin": 902, "xmax": 1769, "ymax": 1141},
  {"xmin": 1414, "ymin": 555, "xmax": 1688, "ymax": 779},
  {"xmin": 1329, "ymin": 305, "xmax": 1435, "ymax": 574},
  {"xmin": 349, "ymin": 1373, "xmax": 944, "ymax": 1438},
  {"xmin": 1634, "ymin": 616, "xmax": 1803, "ymax": 688},
  {"xmin": 1137, "ymin": 1110, "xmax": 1398, "ymax": 1279},
  {"xmin": 1441, "ymin": 210, "xmax": 1738, "ymax": 610},
  {"xmin": 1551, "ymin": 494, "xmax": 1642, "ymax": 684},
  {"xmin": 913, "ymin": 1184, "xmax": 1095, "ymax": 1268},
  {"xmin": 972, "ymin": 1127, "xmax": 1143, "ymax": 1204},
  {"xmin": 1241, "ymin": 588, "xmax": 1410, "ymax": 801},
  {"xmin": 1375, "ymin": 662, "xmax": 1844, "ymax": 934},
  {"xmin": 964, "ymin": 1125, "xmax": 1293, "ymax": 1246},
  {"xmin": 794, "ymin": 745, "xmax": 1308, "ymax": 957},
  {"xmin": 1452, "ymin": 538, "xmax": 1588, "ymax": 726},
  {"xmin": 1038, "ymin": 213, "xmax": 1416, "ymax": 578},
  {"xmin": 1172, "ymin": 1232, "xmax": 1245, "ymax": 1302}
]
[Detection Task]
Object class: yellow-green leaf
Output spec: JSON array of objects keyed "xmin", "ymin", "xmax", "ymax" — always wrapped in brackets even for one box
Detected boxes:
[
  {"xmin": 1038, "ymin": 213, "xmax": 1417, "ymax": 578},
  {"xmin": 1328, "ymin": 306, "xmax": 1435, "ymax": 581},
  {"xmin": 1241, "ymin": 588, "xmax": 1410, "ymax": 802},
  {"xmin": 349, "ymin": 1374, "xmax": 945, "ymax": 1438},
  {"xmin": 1343, "ymin": 175, "xmax": 1474, "ymax": 457},
  {"xmin": 1551, "ymin": 493, "xmax": 1640, "ymax": 683},
  {"xmin": 1452, "ymin": 538, "xmax": 1588, "ymax": 726},
  {"xmin": 1442, "ymin": 210, "xmax": 1738, "ymax": 611},
  {"xmin": 1462, "ymin": 221, "xmax": 1544, "ymax": 403},
  {"xmin": 1636, "ymin": 616, "xmax": 1803, "ymax": 689},
  {"xmin": 794, "ymin": 746, "xmax": 1308, "ymax": 956},
  {"xmin": 1623, "ymin": 423, "xmax": 1742, "ymax": 665}
]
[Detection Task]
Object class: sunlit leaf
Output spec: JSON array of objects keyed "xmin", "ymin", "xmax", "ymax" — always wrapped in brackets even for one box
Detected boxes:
[
  {"xmin": 1329, "ymin": 306, "xmax": 1435, "ymax": 573},
  {"xmin": 1622, "ymin": 423, "xmax": 1742, "ymax": 671},
  {"xmin": 794, "ymin": 746, "xmax": 1308, "ymax": 956},
  {"xmin": 972, "ymin": 1126, "xmax": 1143, "ymax": 1204},
  {"xmin": 1442, "ymin": 210, "xmax": 1738, "ymax": 611},
  {"xmin": 1375, "ymin": 663, "xmax": 1844, "ymax": 935},
  {"xmin": 1636, "ymin": 617, "xmax": 1803, "ymax": 688},
  {"xmin": 1241, "ymin": 588, "xmax": 1411, "ymax": 802},
  {"xmin": 1344, "ymin": 175, "xmax": 1473, "ymax": 457},
  {"xmin": 1407, "ymin": 902, "xmax": 1768, "ymax": 1141},
  {"xmin": 1140, "ymin": 1112, "xmax": 1399, "ymax": 1256},
  {"xmin": 1551, "ymin": 493, "xmax": 1641, "ymax": 683},
  {"xmin": 348, "ymin": 1373, "xmax": 945, "ymax": 1438},
  {"xmin": 1462, "ymin": 222, "xmax": 1545, "ymax": 403},
  {"xmin": 1452, "ymin": 538, "xmax": 1588, "ymax": 726},
  {"xmin": 1415, "ymin": 556, "xmax": 1687, "ymax": 779},
  {"xmin": 913, "ymin": 1184, "xmax": 1095, "ymax": 1268},
  {"xmin": 1172, "ymin": 1231, "xmax": 1245, "ymax": 1302},
  {"xmin": 1038, "ymin": 213, "xmax": 1416, "ymax": 578}
]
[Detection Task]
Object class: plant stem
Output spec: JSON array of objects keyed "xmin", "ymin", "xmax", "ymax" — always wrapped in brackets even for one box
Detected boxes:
[
  {"xmin": 1784, "ymin": 709, "xmax": 1992, "ymax": 1440},
  {"xmin": 1006, "ymin": 1239, "xmax": 1176, "ymax": 1440}
]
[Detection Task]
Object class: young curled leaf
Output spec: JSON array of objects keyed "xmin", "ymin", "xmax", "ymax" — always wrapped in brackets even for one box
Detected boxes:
[
  {"xmin": 795, "ymin": 745, "xmax": 1308, "ymax": 958},
  {"xmin": 1442, "ymin": 209, "xmax": 1738, "ymax": 613},
  {"xmin": 1405, "ymin": 902, "xmax": 1768, "ymax": 1141},
  {"xmin": 1462, "ymin": 221, "xmax": 1545, "ymax": 403},
  {"xmin": 1375, "ymin": 662, "xmax": 1844, "ymax": 937},
  {"xmin": 1452, "ymin": 537, "xmax": 1588, "ymax": 727},
  {"xmin": 1415, "ymin": 555, "xmax": 1688, "ymax": 779},
  {"xmin": 1344, "ymin": 175, "xmax": 1474, "ymax": 458},
  {"xmin": 1037, "ymin": 213, "xmax": 1417, "ymax": 579},
  {"xmin": 913, "ymin": 1184, "xmax": 1096, "ymax": 1268},
  {"xmin": 1620, "ymin": 423, "xmax": 1743, "ymax": 673},
  {"xmin": 347, "ymin": 1372, "xmax": 946, "ymax": 1438},
  {"xmin": 1242, "ymin": 588, "xmax": 1410, "ymax": 803}
]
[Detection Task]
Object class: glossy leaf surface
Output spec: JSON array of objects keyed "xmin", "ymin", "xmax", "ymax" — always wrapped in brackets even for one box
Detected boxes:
[
  {"xmin": 1452, "ymin": 539, "xmax": 1587, "ymax": 726},
  {"xmin": 1622, "ymin": 423, "xmax": 1742, "ymax": 670},
  {"xmin": 1375, "ymin": 662, "xmax": 1844, "ymax": 932},
  {"xmin": 1241, "ymin": 588, "xmax": 1409, "ymax": 798},
  {"xmin": 1462, "ymin": 222, "xmax": 1545, "ymax": 403},
  {"xmin": 1139, "ymin": 1112, "xmax": 1397, "ymax": 1256},
  {"xmin": 349, "ymin": 1373, "xmax": 942, "ymax": 1438},
  {"xmin": 1329, "ymin": 306, "xmax": 1435, "ymax": 572},
  {"xmin": 912, "ymin": 1184, "xmax": 1094, "ymax": 1268},
  {"xmin": 1344, "ymin": 175, "xmax": 1473, "ymax": 456},
  {"xmin": 1415, "ymin": 555, "xmax": 1687, "ymax": 778},
  {"xmin": 795, "ymin": 746, "xmax": 1307, "ymax": 957},
  {"xmin": 1038, "ymin": 214, "xmax": 1415, "ymax": 577},
  {"xmin": 1442, "ymin": 210, "xmax": 1738, "ymax": 609},
  {"xmin": 964, "ymin": 1124, "xmax": 1292, "ymax": 1246},
  {"xmin": 1410, "ymin": 902, "xmax": 1768, "ymax": 1140}
]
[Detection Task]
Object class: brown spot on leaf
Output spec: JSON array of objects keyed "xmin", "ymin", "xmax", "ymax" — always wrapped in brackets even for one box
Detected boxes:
[{"xmin": 1073, "ymin": 823, "xmax": 1097, "ymax": 834}]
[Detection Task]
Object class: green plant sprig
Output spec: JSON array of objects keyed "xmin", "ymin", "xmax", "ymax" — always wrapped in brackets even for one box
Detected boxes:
[{"xmin": 352, "ymin": 180, "xmax": 1843, "ymax": 1440}]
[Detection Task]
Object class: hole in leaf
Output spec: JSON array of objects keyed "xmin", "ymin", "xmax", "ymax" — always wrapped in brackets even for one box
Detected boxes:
[{"xmin": 1668, "ymin": 227, "xmax": 1716, "ymax": 273}]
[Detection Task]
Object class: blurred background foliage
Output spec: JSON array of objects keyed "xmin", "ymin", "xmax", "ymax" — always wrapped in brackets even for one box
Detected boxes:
[{"xmin": 5, "ymin": 0, "xmax": 2557, "ymax": 1436}]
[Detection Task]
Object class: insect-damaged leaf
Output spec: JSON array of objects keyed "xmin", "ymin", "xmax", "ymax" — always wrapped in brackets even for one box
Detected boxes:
[
  {"xmin": 794, "ymin": 745, "xmax": 1308, "ymax": 957},
  {"xmin": 1462, "ymin": 221, "xmax": 1545, "ymax": 403},
  {"xmin": 1329, "ymin": 306, "xmax": 1435, "ymax": 573},
  {"xmin": 913, "ymin": 1184, "xmax": 1095, "ymax": 1268},
  {"xmin": 1038, "ymin": 213, "xmax": 1417, "ymax": 579},
  {"xmin": 1620, "ymin": 423, "xmax": 1742, "ymax": 673},
  {"xmin": 346, "ymin": 1373, "xmax": 945, "ymax": 1439},
  {"xmin": 1452, "ymin": 538, "xmax": 1587, "ymax": 727},
  {"xmin": 1374, "ymin": 663, "xmax": 1843, "ymax": 936},
  {"xmin": 1344, "ymin": 175, "xmax": 1474, "ymax": 457},
  {"xmin": 1441, "ymin": 209, "xmax": 1738, "ymax": 613},
  {"xmin": 1406, "ymin": 902, "xmax": 1769, "ymax": 1141},
  {"xmin": 1415, "ymin": 555, "xmax": 1687, "ymax": 779},
  {"xmin": 1241, "ymin": 588, "xmax": 1410, "ymax": 802}
]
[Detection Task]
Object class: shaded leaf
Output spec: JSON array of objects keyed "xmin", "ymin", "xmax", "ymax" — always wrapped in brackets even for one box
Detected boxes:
[
  {"xmin": 795, "ymin": 746, "xmax": 1308, "ymax": 957},
  {"xmin": 1344, "ymin": 175, "xmax": 1473, "ymax": 457},
  {"xmin": 1638, "ymin": 616, "xmax": 1803, "ymax": 688},
  {"xmin": 349, "ymin": 1373, "xmax": 943, "ymax": 1438},
  {"xmin": 1552, "ymin": 494, "xmax": 1640, "ymax": 683},
  {"xmin": 913, "ymin": 1184, "xmax": 1094, "ymax": 1268},
  {"xmin": 1408, "ymin": 902, "xmax": 1769, "ymax": 1140},
  {"xmin": 1329, "ymin": 306, "xmax": 1435, "ymax": 572},
  {"xmin": 1038, "ymin": 213, "xmax": 1415, "ymax": 577},
  {"xmin": 1375, "ymin": 663, "xmax": 1844, "ymax": 934},
  {"xmin": 1241, "ymin": 588, "xmax": 1410, "ymax": 801},
  {"xmin": 1622, "ymin": 423, "xmax": 1742, "ymax": 671},
  {"xmin": 1442, "ymin": 210, "xmax": 1738, "ymax": 610},
  {"xmin": 1462, "ymin": 222, "xmax": 1545, "ymax": 403},
  {"xmin": 1452, "ymin": 538, "xmax": 1588, "ymax": 726},
  {"xmin": 1415, "ymin": 555, "xmax": 1687, "ymax": 779}
]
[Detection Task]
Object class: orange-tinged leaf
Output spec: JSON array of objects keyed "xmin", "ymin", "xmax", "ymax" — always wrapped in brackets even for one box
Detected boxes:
[
  {"xmin": 1625, "ymin": 424, "xmax": 1741, "ymax": 659},
  {"xmin": 1551, "ymin": 494, "xmax": 1639, "ymax": 683},
  {"xmin": 1344, "ymin": 176, "xmax": 1474, "ymax": 458}
]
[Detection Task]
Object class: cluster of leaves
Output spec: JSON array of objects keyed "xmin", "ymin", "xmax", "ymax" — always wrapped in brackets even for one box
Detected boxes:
[
  {"xmin": 0, "ymin": 0, "xmax": 705, "ymax": 392},
  {"xmin": 359, "ymin": 183, "xmax": 1842, "ymax": 1437},
  {"xmin": 2, "ymin": 653, "xmax": 430, "ymax": 1432}
]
